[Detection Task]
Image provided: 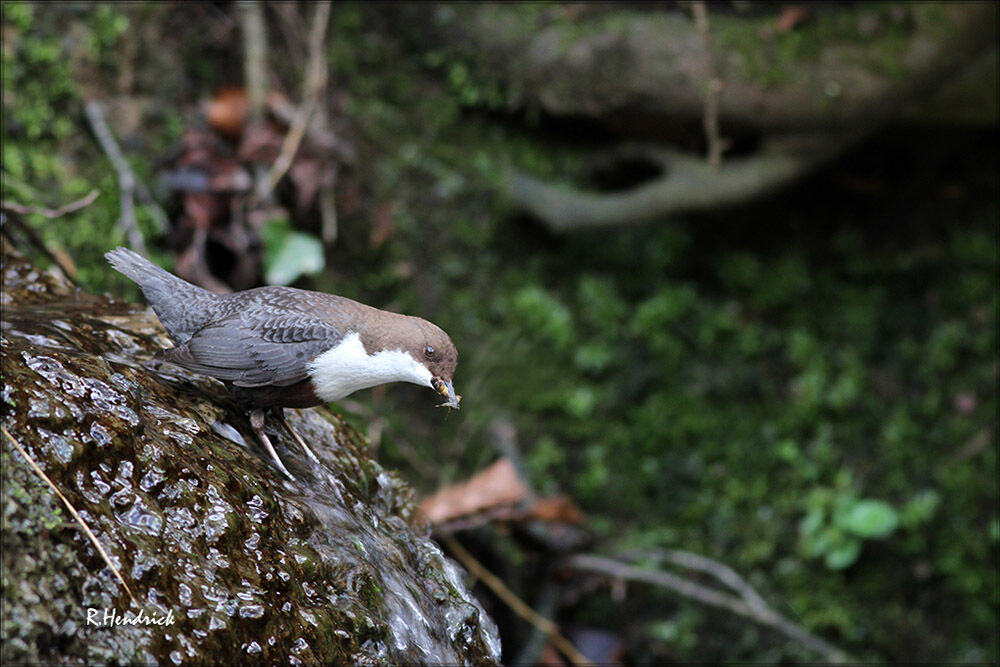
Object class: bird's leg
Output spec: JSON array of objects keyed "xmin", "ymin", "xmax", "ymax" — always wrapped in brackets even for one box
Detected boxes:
[
  {"xmin": 249, "ymin": 409, "xmax": 295, "ymax": 480},
  {"xmin": 274, "ymin": 408, "xmax": 322, "ymax": 465}
]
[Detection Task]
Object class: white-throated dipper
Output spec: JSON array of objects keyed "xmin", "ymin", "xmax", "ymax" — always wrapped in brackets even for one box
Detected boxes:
[{"xmin": 106, "ymin": 247, "xmax": 459, "ymax": 478}]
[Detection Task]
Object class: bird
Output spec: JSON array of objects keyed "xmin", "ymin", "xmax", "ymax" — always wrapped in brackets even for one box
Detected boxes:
[{"xmin": 105, "ymin": 247, "xmax": 460, "ymax": 478}]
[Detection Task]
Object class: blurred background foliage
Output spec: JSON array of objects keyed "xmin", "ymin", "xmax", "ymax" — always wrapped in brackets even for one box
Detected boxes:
[{"xmin": 2, "ymin": 2, "xmax": 996, "ymax": 663}]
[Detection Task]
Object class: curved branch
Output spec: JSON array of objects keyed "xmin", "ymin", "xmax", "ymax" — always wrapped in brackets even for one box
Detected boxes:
[
  {"xmin": 506, "ymin": 131, "xmax": 863, "ymax": 231},
  {"xmin": 567, "ymin": 552, "xmax": 852, "ymax": 664},
  {"xmin": 444, "ymin": 534, "xmax": 593, "ymax": 666},
  {"xmin": 259, "ymin": 1, "xmax": 332, "ymax": 200}
]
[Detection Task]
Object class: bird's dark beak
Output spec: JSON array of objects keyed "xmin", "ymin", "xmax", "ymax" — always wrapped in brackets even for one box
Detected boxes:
[{"xmin": 431, "ymin": 377, "xmax": 461, "ymax": 410}]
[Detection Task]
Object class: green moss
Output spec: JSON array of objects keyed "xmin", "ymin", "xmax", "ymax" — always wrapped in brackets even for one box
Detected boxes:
[
  {"xmin": 1, "ymin": 4, "xmax": 174, "ymax": 295},
  {"xmin": 713, "ymin": 6, "xmax": 920, "ymax": 89}
]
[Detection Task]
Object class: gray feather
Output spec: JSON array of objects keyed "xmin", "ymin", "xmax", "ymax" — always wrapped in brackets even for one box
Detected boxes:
[
  {"xmin": 161, "ymin": 312, "xmax": 341, "ymax": 387},
  {"xmin": 105, "ymin": 247, "xmax": 218, "ymax": 342}
]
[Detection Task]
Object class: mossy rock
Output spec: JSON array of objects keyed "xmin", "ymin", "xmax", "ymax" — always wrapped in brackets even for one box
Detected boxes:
[{"xmin": 0, "ymin": 239, "xmax": 500, "ymax": 665}]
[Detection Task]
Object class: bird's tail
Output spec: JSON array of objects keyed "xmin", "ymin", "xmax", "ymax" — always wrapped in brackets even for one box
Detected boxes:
[{"xmin": 105, "ymin": 247, "xmax": 217, "ymax": 342}]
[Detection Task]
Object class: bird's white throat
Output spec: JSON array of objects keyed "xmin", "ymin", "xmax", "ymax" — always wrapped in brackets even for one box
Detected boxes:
[{"xmin": 307, "ymin": 332, "xmax": 433, "ymax": 402}]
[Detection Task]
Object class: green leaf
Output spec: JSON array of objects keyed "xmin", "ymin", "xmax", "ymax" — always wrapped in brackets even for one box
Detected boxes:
[
  {"xmin": 824, "ymin": 537, "xmax": 862, "ymax": 570},
  {"xmin": 262, "ymin": 219, "xmax": 325, "ymax": 286},
  {"xmin": 839, "ymin": 499, "xmax": 899, "ymax": 538}
]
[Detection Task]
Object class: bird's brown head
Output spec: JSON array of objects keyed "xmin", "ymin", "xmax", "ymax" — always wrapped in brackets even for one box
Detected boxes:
[
  {"xmin": 411, "ymin": 319, "xmax": 460, "ymax": 409},
  {"xmin": 381, "ymin": 315, "xmax": 459, "ymax": 409}
]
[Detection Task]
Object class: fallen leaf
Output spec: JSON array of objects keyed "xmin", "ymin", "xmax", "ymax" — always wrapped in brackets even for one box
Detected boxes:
[
  {"xmin": 420, "ymin": 459, "xmax": 530, "ymax": 524},
  {"xmin": 206, "ymin": 86, "xmax": 249, "ymax": 138},
  {"xmin": 525, "ymin": 496, "xmax": 586, "ymax": 525}
]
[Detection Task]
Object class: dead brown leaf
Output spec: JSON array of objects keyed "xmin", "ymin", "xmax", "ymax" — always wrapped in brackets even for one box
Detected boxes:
[
  {"xmin": 207, "ymin": 86, "xmax": 249, "ymax": 138},
  {"xmin": 420, "ymin": 458, "xmax": 530, "ymax": 525},
  {"xmin": 525, "ymin": 496, "xmax": 586, "ymax": 526}
]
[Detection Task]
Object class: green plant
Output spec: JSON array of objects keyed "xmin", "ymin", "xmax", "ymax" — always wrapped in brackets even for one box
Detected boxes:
[
  {"xmin": 799, "ymin": 474, "xmax": 903, "ymax": 570},
  {"xmin": 261, "ymin": 218, "xmax": 325, "ymax": 286}
]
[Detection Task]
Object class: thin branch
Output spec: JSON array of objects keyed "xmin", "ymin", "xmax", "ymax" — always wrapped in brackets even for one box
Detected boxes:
[
  {"xmin": 83, "ymin": 99, "xmax": 148, "ymax": 256},
  {"xmin": 690, "ymin": 1, "xmax": 727, "ymax": 169},
  {"xmin": 2, "ymin": 424, "xmax": 140, "ymax": 609},
  {"xmin": 239, "ymin": 1, "xmax": 268, "ymax": 126},
  {"xmin": 442, "ymin": 534, "xmax": 593, "ymax": 666},
  {"xmin": 1, "ymin": 189, "xmax": 99, "ymax": 219},
  {"xmin": 566, "ymin": 553, "xmax": 851, "ymax": 663},
  {"xmin": 634, "ymin": 547, "xmax": 771, "ymax": 614},
  {"xmin": 259, "ymin": 1, "xmax": 332, "ymax": 201},
  {"xmin": 0, "ymin": 209, "xmax": 81, "ymax": 284}
]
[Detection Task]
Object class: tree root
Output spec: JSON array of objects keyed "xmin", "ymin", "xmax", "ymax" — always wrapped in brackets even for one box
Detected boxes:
[{"xmin": 505, "ymin": 130, "xmax": 866, "ymax": 231}]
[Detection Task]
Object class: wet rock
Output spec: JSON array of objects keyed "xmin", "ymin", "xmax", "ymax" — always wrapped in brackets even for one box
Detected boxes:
[{"xmin": 0, "ymin": 241, "xmax": 501, "ymax": 665}]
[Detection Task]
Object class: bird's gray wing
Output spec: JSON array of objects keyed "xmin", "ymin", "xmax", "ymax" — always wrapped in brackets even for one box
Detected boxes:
[{"xmin": 159, "ymin": 313, "xmax": 342, "ymax": 387}]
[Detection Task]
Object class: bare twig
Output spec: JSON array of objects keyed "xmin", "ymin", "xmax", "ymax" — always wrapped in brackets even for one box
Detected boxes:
[
  {"xmin": 1, "ymin": 189, "xmax": 99, "ymax": 219},
  {"xmin": 259, "ymin": 1, "xmax": 332, "ymax": 201},
  {"xmin": 239, "ymin": 1, "xmax": 268, "ymax": 126},
  {"xmin": 0, "ymin": 209, "xmax": 81, "ymax": 284},
  {"xmin": 84, "ymin": 99, "xmax": 148, "ymax": 256},
  {"xmin": 2, "ymin": 424, "xmax": 140, "ymax": 609},
  {"xmin": 442, "ymin": 534, "xmax": 593, "ymax": 666},
  {"xmin": 690, "ymin": 1, "xmax": 727, "ymax": 169},
  {"xmin": 238, "ymin": 1, "xmax": 345, "ymax": 243},
  {"xmin": 265, "ymin": 94, "xmax": 344, "ymax": 156},
  {"xmin": 627, "ymin": 547, "xmax": 770, "ymax": 614},
  {"xmin": 79, "ymin": 101, "xmax": 166, "ymax": 235},
  {"xmin": 566, "ymin": 552, "xmax": 852, "ymax": 663}
]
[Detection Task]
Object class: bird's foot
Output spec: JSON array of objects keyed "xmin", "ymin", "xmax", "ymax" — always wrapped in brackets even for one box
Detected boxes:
[
  {"xmin": 249, "ymin": 409, "xmax": 295, "ymax": 480},
  {"xmin": 276, "ymin": 409, "xmax": 322, "ymax": 465}
]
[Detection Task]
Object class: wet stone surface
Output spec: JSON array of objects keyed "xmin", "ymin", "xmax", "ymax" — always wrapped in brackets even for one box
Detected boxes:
[{"xmin": 0, "ymin": 243, "xmax": 501, "ymax": 665}]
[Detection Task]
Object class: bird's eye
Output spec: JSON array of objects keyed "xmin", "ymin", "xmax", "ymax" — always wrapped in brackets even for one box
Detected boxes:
[{"xmin": 424, "ymin": 345, "xmax": 435, "ymax": 359}]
